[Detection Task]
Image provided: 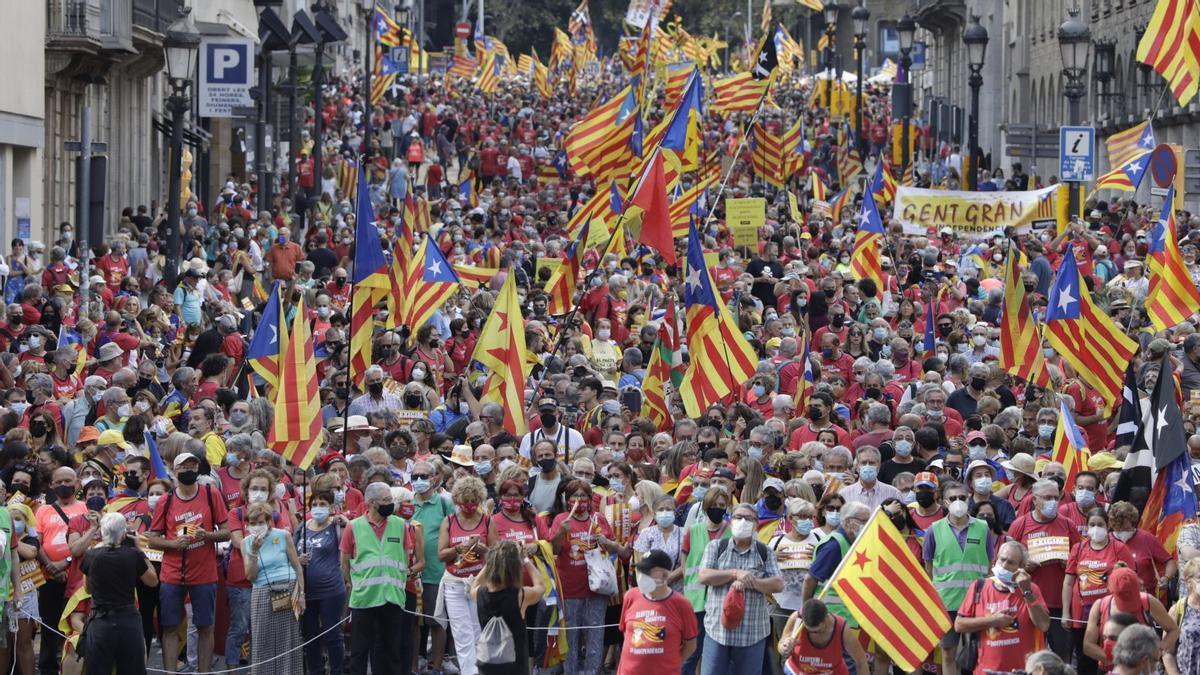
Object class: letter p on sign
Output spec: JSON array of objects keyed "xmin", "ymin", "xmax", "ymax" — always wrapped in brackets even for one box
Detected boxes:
[{"xmin": 206, "ymin": 43, "xmax": 248, "ymax": 83}]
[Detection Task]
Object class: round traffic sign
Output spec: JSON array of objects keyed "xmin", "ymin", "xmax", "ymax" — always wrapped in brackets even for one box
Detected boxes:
[{"xmin": 1150, "ymin": 144, "xmax": 1177, "ymax": 188}]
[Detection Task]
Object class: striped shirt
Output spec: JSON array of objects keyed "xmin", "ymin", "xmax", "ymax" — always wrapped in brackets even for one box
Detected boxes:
[{"xmin": 701, "ymin": 537, "xmax": 781, "ymax": 647}]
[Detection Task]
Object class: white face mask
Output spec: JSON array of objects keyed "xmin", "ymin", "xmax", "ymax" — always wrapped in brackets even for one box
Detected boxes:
[
  {"xmin": 248, "ymin": 524, "xmax": 269, "ymax": 538},
  {"xmin": 948, "ymin": 500, "xmax": 969, "ymax": 519},
  {"xmin": 636, "ymin": 572, "xmax": 662, "ymax": 596},
  {"xmin": 730, "ymin": 518, "xmax": 754, "ymax": 539},
  {"xmin": 248, "ymin": 489, "xmax": 268, "ymax": 504}
]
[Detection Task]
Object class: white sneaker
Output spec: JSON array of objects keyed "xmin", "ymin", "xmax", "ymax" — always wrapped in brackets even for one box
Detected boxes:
[{"xmin": 443, "ymin": 660, "xmax": 460, "ymax": 675}]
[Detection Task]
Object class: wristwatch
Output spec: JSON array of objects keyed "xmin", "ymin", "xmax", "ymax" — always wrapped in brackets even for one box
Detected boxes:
[
  {"xmin": 1022, "ymin": 589, "xmax": 1035, "ymax": 601},
  {"xmin": 64, "ymin": 556, "xmax": 73, "ymax": 564}
]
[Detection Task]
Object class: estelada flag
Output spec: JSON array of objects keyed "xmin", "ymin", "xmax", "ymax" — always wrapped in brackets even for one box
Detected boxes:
[
  {"xmin": 823, "ymin": 508, "xmax": 950, "ymax": 672},
  {"xmin": 269, "ymin": 298, "xmax": 323, "ymax": 470}
]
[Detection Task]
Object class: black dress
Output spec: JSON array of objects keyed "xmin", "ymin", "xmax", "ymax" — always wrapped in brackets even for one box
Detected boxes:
[{"xmin": 476, "ymin": 587, "xmax": 529, "ymax": 675}]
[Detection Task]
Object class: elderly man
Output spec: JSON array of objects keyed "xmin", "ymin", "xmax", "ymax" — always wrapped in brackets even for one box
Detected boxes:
[
  {"xmin": 803, "ymin": 501, "xmax": 871, "ymax": 627},
  {"xmin": 94, "ymin": 386, "xmax": 131, "ymax": 433},
  {"xmin": 955, "ymin": 541, "xmax": 1050, "ymax": 674},
  {"xmin": 1008, "ymin": 477, "xmax": 1080, "ymax": 656},
  {"xmin": 339, "ymin": 482, "xmax": 410, "ymax": 675},
  {"xmin": 62, "ymin": 375, "xmax": 107, "ymax": 448},
  {"xmin": 698, "ymin": 503, "xmax": 784, "ymax": 675},
  {"xmin": 349, "ymin": 365, "xmax": 402, "ymax": 417},
  {"xmin": 948, "ymin": 362, "xmax": 993, "ymax": 418},
  {"xmin": 1111, "ymin": 625, "xmax": 1160, "ymax": 675},
  {"xmin": 188, "ymin": 405, "xmax": 227, "ymax": 467},
  {"xmin": 839, "ymin": 446, "xmax": 901, "ymax": 509}
]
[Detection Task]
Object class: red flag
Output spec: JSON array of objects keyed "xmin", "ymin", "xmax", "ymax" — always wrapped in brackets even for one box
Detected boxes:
[{"xmin": 628, "ymin": 149, "xmax": 676, "ymax": 264}]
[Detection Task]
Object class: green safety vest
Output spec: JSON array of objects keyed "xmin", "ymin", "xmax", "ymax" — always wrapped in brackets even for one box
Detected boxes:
[
  {"xmin": 813, "ymin": 531, "xmax": 857, "ymax": 628},
  {"xmin": 0, "ymin": 508, "xmax": 11, "ymax": 598},
  {"xmin": 930, "ymin": 518, "xmax": 990, "ymax": 611},
  {"xmin": 683, "ymin": 520, "xmax": 730, "ymax": 611},
  {"xmin": 348, "ymin": 515, "xmax": 409, "ymax": 610}
]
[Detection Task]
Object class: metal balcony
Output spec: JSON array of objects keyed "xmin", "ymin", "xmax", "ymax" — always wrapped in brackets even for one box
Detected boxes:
[{"xmin": 47, "ymin": 0, "xmax": 134, "ymax": 53}]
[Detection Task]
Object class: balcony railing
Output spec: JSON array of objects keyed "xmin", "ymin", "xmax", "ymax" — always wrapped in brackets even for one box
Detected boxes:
[{"xmin": 48, "ymin": 0, "xmax": 133, "ymax": 50}]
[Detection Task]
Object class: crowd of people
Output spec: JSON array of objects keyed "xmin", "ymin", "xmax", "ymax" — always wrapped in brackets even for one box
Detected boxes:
[{"xmin": 1, "ymin": 25, "xmax": 1199, "ymax": 675}]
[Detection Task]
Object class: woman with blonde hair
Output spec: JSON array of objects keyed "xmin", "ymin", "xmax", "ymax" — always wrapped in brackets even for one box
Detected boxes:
[
  {"xmin": 437, "ymin": 476, "xmax": 490, "ymax": 675},
  {"xmin": 470, "ymin": 540, "xmax": 545, "ymax": 675},
  {"xmin": 242, "ymin": 502, "xmax": 305, "ymax": 675}
]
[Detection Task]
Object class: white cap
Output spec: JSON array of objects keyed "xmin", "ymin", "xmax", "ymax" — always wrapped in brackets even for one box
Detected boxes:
[{"xmin": 173, "ymin": 452, "xmax": 199, "ymax": 469}]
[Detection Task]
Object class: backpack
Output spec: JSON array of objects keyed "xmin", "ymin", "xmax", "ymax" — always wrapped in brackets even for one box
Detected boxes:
[
  {"xmin": 476, "ymin": 590, "xmax": 521, "ymax": 665},
  {"xmin": 716, "ymin": 538, "xmax": 770, "ymax": 570}
]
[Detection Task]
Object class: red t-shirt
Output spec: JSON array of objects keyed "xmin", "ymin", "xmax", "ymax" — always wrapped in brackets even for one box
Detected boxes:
[
  {"xmin": 216, "ymin": 468, "xmax": 244, "ymax": 509},
  {"xmin": 148, "ymin": 484, "xmax": 229, "ymax": 585},
  {"xmin": 551, "ymin": 512, "xmax": 614, "ymax": 599},
  {"xmin": 617, "ymin": 589, "xmax": 698, "ymax": 675},
  {"xmin": 1007, "ymin": 514, "xmax": 1081, "ymax": 609},
  {"xmin": 64, "ymin": 512, "xmax": 100, "ymax": 597},
  {"xmin": 957, "ymin": 580, "xmax": 1047, "ymax": 673},
  {"xmin": 51, "ymin": 372, "xmax": 82, "ymax": 400},
  {"xmin": 788, "ymin": 423, "xmax": 851, "ymax": 451},
  {"xmin": 1121, "ymin": 529, "xmax": 1172, "ymax": 595},
  {"xmin": 1066, "ymin": 539, "xmax": 1136, "ymax": 621}
]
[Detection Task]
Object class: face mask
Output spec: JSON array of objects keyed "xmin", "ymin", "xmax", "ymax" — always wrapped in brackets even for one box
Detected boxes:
[
  {"xmin": 229, "ymin": 411, "xmax": 248, "ymax": 428},
  {"xmin": 537, "ymin": 458, "xmax": 557, "ymax": 473},
  {"xmin": 608, "ymin": 477, "xmax": 624, "ymax": 494},
  {"xmin": 312, "ymin": 507, "xmax": 331, "ymax": 523},
  {"xmin": 1075, "ymin": 489, "xmax": 1096, "ymax": 508},
  {"xmin": 376, "ymin": 503, "xmax": 395, "ymax": 518},
  {"xmin": 274, "ymin": 483, "xmax": 286, "ymax": 500},
  {"xmin": 636, "ymin": 572, "xmax": 662, "ymax": 596},
  {"xmin": 655, "ymin": 510, "xmax": 675, "ymax": 528},
  {"xmin": 1038, "ymin": 424, "xmax": 1055, "ymax": 439},
  {"xmin": 913, "ymin": 491, "xmax": 936, "ymax": 508},
  {"xmin": 1088, "ymin": 525, "xmax": 1108, "ymax": 544},
  {"xmin": 597, "ymin": 329, "xmax": 611, "ymax": 340},
  {"xmin": 333, "ymin": 489, "xmax": 345, "ymax": 504},
  {"xmin": 872, "ymin": 327, "xmax": 888, "ymax": 342},
  {"xmin": 705, "ymin": 507, "xmax": 726, "ymax": 525},
  {"xmin": 1040, "ymin": 499, "xmax": 1058, "ymax": 518},
  {"xmin": 412, "ymin": 369, "xmax": 427, "ymax": 381},
  {"xmin": 86, "ymin": 496, "xmax": 106, "ymax": 512},
  {"xmin": 974, "ymin": 477, "xmax": 993, "ymax": 494},
  {"xmin": 368, "ymin": 382, "xmax": 385, "ymax": 397},
  {"xmin": 992, "ymin": 563, "xmax": 1015, "ymax": 586},
  {"xmin": 968, "ymin": 445, "xmax": 987, "ymax": 461},
  {"xmin": 748, "ymin": 446, "xmax": 764, "ymax": 461},
  {"xmin": 539, "ymin": 412, "xmax": 557, "ymax": 429},
  {"xmin": 948, "ymin": 500, "xmax": 969, "ymax": 518},
  {"xmin": 248, "ymin": 489, "xmax": 268, "ymax": 504},
  {"xmin": 730, "ymin": 518, "xmax": 754, "ymax": 539},
  {"xmin": 1112, "ymin": 529, "xmax": 1135, "ymax": 542},
  {"xmin": 692, "ymin": 485, "xmax": 708, "ymax": 502},
  {"xmin": 459, "ymin": 502, "xmax": 479, "ymax": 516},
  {"xmin": 9, "ymin": 402, "xmax": 27, "ymax": 415},
  {"xmin": 123, "ymin": 473, "xmax": 142, "ymax": 492},
  {"xmin": 899, "ymin": 490, "xmax": 914, "ymax": 504},
  {"xmin": 825, "ymin": 511, "xmax": 842, "ymax": 527},
  {"xmin": 248, "ymin": 524, "xmax": 269, "ymax": 538},
  {"xmin": 474, "ymin": 461, "xmax": 492, "ymax": 477},
  {"xmin": 54, "ymin": 484, "xmax": 76, "ymax": 500},
  {"xmin": 764, "ymin": 494, "xmax": 783, "ymax": 511},
  {"xmin": 751, "ymin": 384, "xmax": 766, "ymax": 398},
  {"xmin": 894, "ymin": 440, "xmax": 913, "ymax": 457},
  {"xmin": 118, "ymin": 403, "xmax": 132, "ymax": 418},
  {"xmin": 808, "ymin": 405, "xmax": 824, "ymax": 420},
  {"xmin": 859, "ymin": 466, "xmax": 878, "ymax": 482},
  {"xmin": 148, "ymin": 495, "xmax": 161, "ymax": 511},
  {"xmin": 398, "ymin": 503, "xmax": 415, "ymax": 519},
  {"xmin": 317, "ymin": 307, "xmax": 331, "ymax": 319},
  {"xmin": 410, "ymin": 477, "xmax": 431, "ymax": 495},
  {"xmin": 628, "ymin": 495, "xmax": 641, "ymax": 511},
  {"xmin": 404, "ymin": 394, "xmax": 423, "ymax": 408},
  {"xmin": 500, "ymin": 496, "xmax": 524, "ymax": 513}
]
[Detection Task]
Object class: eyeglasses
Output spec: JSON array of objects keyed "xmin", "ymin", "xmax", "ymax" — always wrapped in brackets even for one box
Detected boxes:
[
  {"xmin": 731, "ymin": 514, "xmax": 755, "ymax": 522},
  {"xmin": 946, "ymin": 495, "xmax": 969, "ymax": 502}
]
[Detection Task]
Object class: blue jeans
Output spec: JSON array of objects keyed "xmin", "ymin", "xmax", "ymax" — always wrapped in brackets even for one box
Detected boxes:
[
  {"xmin": 700, "ymin": 635, "xmax": 766, "ymax": 675},
  {"xmin": 224, "ymin": 586, "xmax": 252, "ymax": 666},
  {"xmin": 302, "ymin": 591, "xmax": 347, "ymax": 675},
  {"xmin": 682, "ymin": 612, "xmax": 706, "ymax": 675}
]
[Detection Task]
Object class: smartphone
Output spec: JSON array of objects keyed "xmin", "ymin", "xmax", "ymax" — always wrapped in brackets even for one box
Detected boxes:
[{"xmin": 619, "ymin": 388, "xmax": 642, "ymax": 412}]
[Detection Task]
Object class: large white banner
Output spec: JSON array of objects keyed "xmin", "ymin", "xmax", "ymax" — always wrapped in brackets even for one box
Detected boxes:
[{"xmin": 891, "ymin": 184, "xmax": 1067, "ymax": 238}]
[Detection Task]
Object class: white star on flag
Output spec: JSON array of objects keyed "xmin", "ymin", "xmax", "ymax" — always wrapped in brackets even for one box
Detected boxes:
[
  {"xmin": 269, "ymin": 324, "xmax": 277, "ymax": 344},
  {"xmin": 427, "ymin": 260, "xmax": 443, "ymax": 275},
  {"xmin": 686, "ymin": 266, "xmax": 702, "ymax": 292},
  {"xmin": 858, "ymin": 210, "xmax": 871, "ymax": 229},
  {"xmin": 1127, "ymin": 161, "xmax": 1143, "ymax": 175},
  {"xmin": 1056, "ymin": 286, "xmax": 1076, "ymax": 312},
  {"xmin": 1157, "ymin": 406, "xmax": 1171, "ymax": 435}
]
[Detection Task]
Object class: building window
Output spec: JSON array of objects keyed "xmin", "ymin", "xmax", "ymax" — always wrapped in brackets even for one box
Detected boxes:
[{"xmin": 878, "ymin": 24, "xmax": 900, "ymax": 62}]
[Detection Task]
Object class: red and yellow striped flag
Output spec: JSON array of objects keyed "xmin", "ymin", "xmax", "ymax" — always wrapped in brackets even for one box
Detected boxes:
[
  {"xmin": 472, "ymin": 274, "xmax": 531, "ymax": 435},
  {"xmin": 824, "ymin": 509, "xmax": 951, "ymax": 672},
  {"xmin": 712, "ymin": 72, "xmax": 770, "ymax": 113},
  {"xmin": 268, "ymin": 298, "xmax": 323, "ymax": 470},
  {"xmin": 1105, "ymin": 120, "xmax": 1156, "ymax": 170},
  {"xmin": 1051, "ymin": 396, "xmax": 1092, "ymax": 495},
  {"xmin": 1147, "ymin": 186, "xmax": 1200, "ymax": 331},
  {"xmin": 546, "ymin": 221, "xmax": 588, "ymax": 316},
  {"xmin": 998, "ymin": 243, "xmax": 1050, "ymax": 387},
  {"xmin": 750, "ymin": 123, "xmax": 786, "ymax": 189},
  {"xmin": 1136, "ymin": 0, "xmax": 1200, "ymax": 106}
]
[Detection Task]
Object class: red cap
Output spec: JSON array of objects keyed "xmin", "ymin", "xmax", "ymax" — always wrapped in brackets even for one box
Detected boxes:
[
  {"xmin": 1108, "ymin": 567, "xmax": 1141, "ymax": 613},
  {"xmin": 319, "ymin": 452, "xmax": 347, "ymax": 472}
]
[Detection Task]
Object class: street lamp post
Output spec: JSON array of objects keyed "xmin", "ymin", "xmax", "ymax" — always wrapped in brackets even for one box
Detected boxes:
[
  {"xmin": 896, "ymin": 13, "xmax": 915, "ymax": 177},
  {"xmin": 963, "ymin": 14, "xmax": 989, "ymax": 191},
  {"xmin": 285, "ymin": 10, "xmax": 319, "ymax": 213},
  {"xmin": 823, "ymin": 2, "xmax": 841, "ymax": 116},
  {"xmin": 361, "ymin": 0, "xmax": 375, "ymax": 159},
  {"xmin": 163, "ymin": 8, "xmax": 200, "ymax": 291},
  {"xmin": 310, "ymin": 5, "xmax": 347, "ymax": 201},
  {"xmin": 1058, "ymin": 7, "xmax": 1091, "ymax": 219},
  {"xmin": 852, "ymin": 2, "xmax": 869, "ymax": 157},
  {"xmin": 254, "ymin": 1, "xmax": 289, "ymax": 213}
]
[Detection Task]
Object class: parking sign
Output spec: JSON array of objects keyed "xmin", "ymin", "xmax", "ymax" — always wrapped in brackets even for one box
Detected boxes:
[
  {"xmin": 199, "ymin": 38, "xmax": 254, "ymax": 118},
  {"xmin": 1059, "ymin": 126, "xmax": 1095, "ymax": 182}
]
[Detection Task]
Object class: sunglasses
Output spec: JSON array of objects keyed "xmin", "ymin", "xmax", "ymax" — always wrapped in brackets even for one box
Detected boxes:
[
  {"xmin": 946, "ymin": 495, "xmax": 969, "ymax": 503},
  {"xmin": 411, "ymin": 473, "xmax": 432, "ymax": 480}
]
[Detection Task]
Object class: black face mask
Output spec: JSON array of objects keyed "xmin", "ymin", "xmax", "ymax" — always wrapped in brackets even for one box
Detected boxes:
[
  {"xmin": 808, "ymin": 405, "xmax": 824, "ymax": 421},
  {"xmin": 865, "ymin": 387, "xmax": 881, "ymax": 399},
  {"xmin": 1023, "ymin": 283, "xmax": 1036, "ymax": 292},
  {"xmin": 890, "ymin": 514, "xmax": 908, "ymax": 531},
  {"xmin": 938, "ymin": 324, "xmax": 952, "ymax": 337},
  {"xmin": 376, "ymin": 503, "xmax": 395, "ymax": 518},
  {"xmin": 86, "ymin": 496, "xmax": 106, "ymax": 512},
  {"xmin": 705, "ymin": 507, "xmax": 726, "ymax": 525},
  {"xmin": 138, "ymin": 376, "xmax": 152, "ymax": 387},
  {"xmin": 764, "ymin": 494, "xmax": 783, "ymax": 511},
  {"xmin": 334, "ymin": 387, "xmax": 349, "ymax": 399},
  {"xmin": 971, "ymin": 377, "xmax": 987, "ymax": 391},
  {"xmin": 811, "ymin": 483, "xmax": 824, "ymax": 501},
  {"xmin": 123, "ymin": 473, "xmax": 143, "ymax": 491},
  {"xmin": 404, "ymin": 395, "xmax": 422, "ymax": 408},
  {"xmin": 177, "ymin": 470, "xmax": 199, "ymax": 486},
  {"xmin": 9, "ymin": 483, "xmax": 28, "ymax": 496},
  {"xmin": 734, "ymin": 477, "xmax": 746, "ymax": 492},
  {"xmin": 829, "ymin": 315, "xmax": 844, "ymax": 327},
  {"xmin": 914, "ymin": 491, "xmax": 937, "ymax": 508},
  {"xmin": 697, "ymin": 441, "xmax": 715, "ymax": 452},
  {"xmin": 537, "ymin": 458, "xmax": 557, "ymax": 473},
  {"xmin": 54, "ymin": 485, "xmax": 75, "ymax": 500},
  {"xmin": 823, "ymin": 289, "xmax": 836, "ymax": 299},
  {"xmin": 377, "ymin": 346, "xmax": 393, "ymax": 358},
  {"xmin": 368, "ymin": 382, "xmax": 384, "ymax": 397},
  {"xmin": 539, "ymin": 412, "xmax": 557, "ymax": 429},
  {"xmin": 29, "ymin": 422, "xmax": 46, "ymax": 438}
]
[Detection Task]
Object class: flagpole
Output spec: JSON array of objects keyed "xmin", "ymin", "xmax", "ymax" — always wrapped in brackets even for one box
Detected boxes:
[{"xmin": 815, "ymin": 505, "xmax": 883, "ymax": 600}]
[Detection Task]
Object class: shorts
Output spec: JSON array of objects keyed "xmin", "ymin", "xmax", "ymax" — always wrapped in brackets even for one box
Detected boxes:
[
  {"xmin": 940, "ymin": 610, "xmax": 959, "ymax": 649},
  {"xmin": 159, "ymin": 582, "xmax": 217, "ymax": 628}
]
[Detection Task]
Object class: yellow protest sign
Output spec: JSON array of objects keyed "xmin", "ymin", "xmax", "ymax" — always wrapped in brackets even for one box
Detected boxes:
[
  {"xmin": 788, "ymin": 192, "xmax": 805, "ymax": 224},
  {"xmin": 726, "ymin": 197, "xmax": 766, "ymax": 248},
  {"xmin": 891, "ymin": 184, "xmax": 1066, "ymax": 238}
]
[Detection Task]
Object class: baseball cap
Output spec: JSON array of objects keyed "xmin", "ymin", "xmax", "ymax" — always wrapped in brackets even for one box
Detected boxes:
[
  {"xmin": 537, "ymin": 397, "xmax": 559, "ymax": 412},
  {"xmin": 96, "ymin": 429, "xmax": 133, "ymax": 451},
  {"xmin": 914, "ymin": 471, "xmax": 939, "ymax": 489},
  {"xmin": 635, "ymin": 549, "xmax": 675, "ymax": 574},
  {"xmin": 1087, "ymin": 452, "xmax": 1123, "ymax": 472},
  {"xmin": 173, "ymin": 452, "xmax": 199, "ymax": 469},
  {"xmin": 1108, "ymin": 567, "xmax": 1141, "ymax": 613},
  {"xmin": 763, "ymin": 477, "xmax": 786, "ymax": 492},
  {"xmin": 713, "ymin": 467, "xmax": 737, "ymax": 481},
  {"xmin": 965, "ymin": 431, "xmax": 987, "ymax": 445}
]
